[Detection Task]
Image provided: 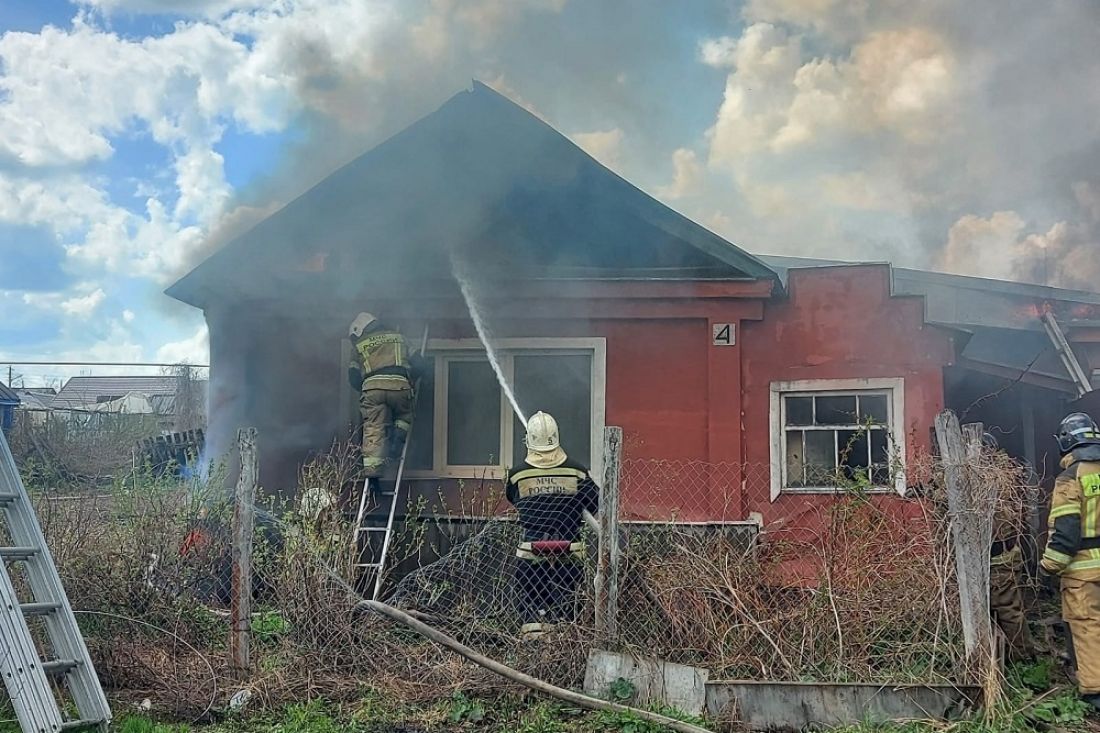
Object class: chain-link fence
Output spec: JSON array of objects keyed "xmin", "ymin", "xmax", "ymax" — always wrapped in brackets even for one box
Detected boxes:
[{"xmin": 6, "ymin": 424, "xmax": 1037, "ymax": 720}]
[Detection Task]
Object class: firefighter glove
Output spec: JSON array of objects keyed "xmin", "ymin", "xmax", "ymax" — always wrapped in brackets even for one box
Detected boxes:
[{"xmin": 347, "ymin": 366, "xmax": 363, "ymax": 391}]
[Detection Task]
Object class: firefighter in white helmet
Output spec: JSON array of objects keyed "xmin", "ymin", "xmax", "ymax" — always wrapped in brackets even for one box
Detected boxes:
[
  {"xmin": 347, "ymin": 313, "xmax": 422, "ymax": 493},
  {"xmin": 504, "ymin": 411, "xmax": 599, "ymax": 639}
]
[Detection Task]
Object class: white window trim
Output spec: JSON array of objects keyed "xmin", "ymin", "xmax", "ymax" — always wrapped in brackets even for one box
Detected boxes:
[
  {"xmin": 769, "ymin": 377, "xmax": 907, "ymax": 501},
  {"xmin": 406, "ymin": 338, "xmax": 607, "ymax": 481}
]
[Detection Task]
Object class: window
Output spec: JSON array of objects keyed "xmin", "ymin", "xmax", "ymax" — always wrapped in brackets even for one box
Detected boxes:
[
  {"xmin": 446, "ymin": 360, "xmax": 502, "ymax": 466},
  {"xmin": 407, "ymin": 339, "xmax": 606, "ymax": 479},
  {"xmin": 769, "ymin": 379, "xmax": 906, "ymax": 499}
]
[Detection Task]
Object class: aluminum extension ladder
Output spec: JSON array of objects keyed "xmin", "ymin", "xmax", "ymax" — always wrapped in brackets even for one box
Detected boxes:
[
  {"xmin": 352, "ymin": 324, "xmax": 429, "ymax": 601},
  {"xmin": 0, "ymin": 430, "xmax": 111, "ymax": 733}
]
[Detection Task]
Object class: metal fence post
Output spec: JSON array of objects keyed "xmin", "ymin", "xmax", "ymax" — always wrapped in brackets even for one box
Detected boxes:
[
  {"xmin": 230, "ymin": 427, "xmax": 257, "ymax": 673},
  {"xmin": 595, "ymin": 426, "xmax": 622, "ymax": 643}
]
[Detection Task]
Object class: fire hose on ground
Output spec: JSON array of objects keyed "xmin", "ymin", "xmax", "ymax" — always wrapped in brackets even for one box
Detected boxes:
[{"xmin": 358, "ymin": 599, "xmax": 712, "ymax": 733}]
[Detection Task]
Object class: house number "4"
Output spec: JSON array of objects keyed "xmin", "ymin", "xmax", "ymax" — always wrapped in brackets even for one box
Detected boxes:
[{"xmin": 712, "ymin": 323, "xmax": 735, "ymax": 346}]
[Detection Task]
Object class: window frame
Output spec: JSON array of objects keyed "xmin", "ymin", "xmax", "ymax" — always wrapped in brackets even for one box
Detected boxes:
[
  {"xmin": 769, "ymin": 378, "xmax": 907, "ymax": 501},
  {"xmin": 407, "ymin": 337, "xmax": 607, "ymax": 481}
]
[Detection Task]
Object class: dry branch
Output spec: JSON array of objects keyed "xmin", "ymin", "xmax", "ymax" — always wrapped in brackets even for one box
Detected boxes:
[{"xmin": 361, "ymin": 600, "xmax": 713, "ymax": 733}]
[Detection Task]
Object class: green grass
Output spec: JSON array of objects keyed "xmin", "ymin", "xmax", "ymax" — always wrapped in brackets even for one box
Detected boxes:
[{"xmin": 90, "ymin": 662, "xmax": 1100, "ymax": 733}]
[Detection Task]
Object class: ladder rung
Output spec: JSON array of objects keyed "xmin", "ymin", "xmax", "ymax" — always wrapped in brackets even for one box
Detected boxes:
[
  {"xmin": 0, "ymin": 546, "xmax": 39, "ymax": 561},
  {"xmin": 0, "ymin": 492, "xmax": 18, "ymax": 505},
  {"xmin": 356, "ymin": 563, "xmax": 383, "ymax": 569},
  {"xmin": 20, "ymin": 601, "xmax": 62, "ymax": 617},
  {"xmin": 60, "ymin": 718, "xmax": 108, "ymax": 731},
  {"xmin": 356, "ymin": 527, "xmax": 388, "ymax": 534},
  {"xmin": 41, "ymin": 659, "xmax": 80, "ymax": 676}
]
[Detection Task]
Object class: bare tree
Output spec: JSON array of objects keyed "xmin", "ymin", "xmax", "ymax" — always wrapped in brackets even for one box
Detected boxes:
[{"xmin": 168, "ymin": 364, "xmax": 206, "ymax": 433}]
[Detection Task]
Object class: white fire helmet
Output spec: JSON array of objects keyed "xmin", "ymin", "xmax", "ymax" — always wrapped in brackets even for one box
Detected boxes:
[
  {"xmin": 525, "ymin": 411, "xmax": 567, "ymax": 468},
  {"xmin": 349, "ymin": 312, "xmax": 377, "ymax": 338}
]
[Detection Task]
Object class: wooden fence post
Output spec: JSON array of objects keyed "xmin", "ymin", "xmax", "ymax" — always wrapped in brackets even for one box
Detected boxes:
[
  {"xmin": 230, "ymin": 427, "xmax": 257, "ymax": 673},
  {"xmin": 935, "ymin": 411, "xmax": 993, "ymax": 662},
  {"xmin": 595, "ymin": 426, "xmax": 622, "ymax": 643}
]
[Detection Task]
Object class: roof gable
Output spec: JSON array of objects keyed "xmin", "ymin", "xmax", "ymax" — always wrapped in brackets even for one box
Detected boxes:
[{"xmin": 168, "ymin": 82, "xmax": 775, "ymax": 308}]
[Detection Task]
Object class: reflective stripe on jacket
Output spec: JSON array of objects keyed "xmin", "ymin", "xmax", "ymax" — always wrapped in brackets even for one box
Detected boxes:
[
  {"xmin": 505, "ymin": 458, "xmax": 599, "ymax": 545},
  {"xmin": 354, "ymin": 329, "xmax": 409, "ymax": 376},
  {"xmin": 1042, "ymin": 444, "xmax": 1100, "ymax": 581}
]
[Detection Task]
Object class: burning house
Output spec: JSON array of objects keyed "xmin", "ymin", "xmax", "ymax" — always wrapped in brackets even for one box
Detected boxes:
[{"xmin": 167, "ymin": 82, "xmax": 1100, "ymax": 539}]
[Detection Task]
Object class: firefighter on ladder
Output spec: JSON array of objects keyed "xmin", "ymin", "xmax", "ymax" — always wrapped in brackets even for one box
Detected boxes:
[
  {"xmin": 347, "ymin": 313, "xmax": 423, "ymax": 494},
  {"xmin": 505, "ymin": 411, "xmax": 599, "ymax": 639},
  {"xmin": 983, "ymin": 432, "xmax": 1037, "ymax": 663},
  {"xmin": 1041, "ymin": 412, "xmax": 1100, "ymax": 711}
]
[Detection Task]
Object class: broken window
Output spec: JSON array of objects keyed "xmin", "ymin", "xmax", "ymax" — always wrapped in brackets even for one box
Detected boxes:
[{"xmin": 781, "ymin": 390, "xmax": 894, "ymax": 490}]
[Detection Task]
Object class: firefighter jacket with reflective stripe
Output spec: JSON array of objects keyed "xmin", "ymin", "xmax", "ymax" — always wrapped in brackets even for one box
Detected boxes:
[
  {"xmin": 1042, "ymin": 444, "xmax": 1100, "ymax": 581},
  {"xmin": 505, "ymin": 457, "xmax": 599, "ymax": 545},
  {"xmin": 352, "ymin": 325, "xmax": 411, "ymax": 385}
]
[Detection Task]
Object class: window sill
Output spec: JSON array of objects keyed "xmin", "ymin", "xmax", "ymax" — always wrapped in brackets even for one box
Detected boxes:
[
  {"xmin": 779, "ymin": 486, "xmax": 899, "ymax": 495},
  {"xmin": 405, "ymin": 469, "xmax": 507, "ymax": 481}
]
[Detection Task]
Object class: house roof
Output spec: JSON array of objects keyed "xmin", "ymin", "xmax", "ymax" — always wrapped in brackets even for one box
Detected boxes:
[
  {"xmin": 760, "ymin": 254, "xmax": 1100, "ymax": 393},
  {"xmin": 14, "ymin": 389, "xmax": 53, "ymax": 411},
  {"xmin": 0, "ymin": 383, "xmax": 18, "ymax": 406},
  {"xmin": 168, "ymin": 82, "xmax": 778, "ymax": 309},
  {"xmin": 50, "ymin": 376, "xmax": 182, "ymax": 411},
  {"xmin": 760, "ymin": 254, "xmax": 1100, "ymax": 331}
]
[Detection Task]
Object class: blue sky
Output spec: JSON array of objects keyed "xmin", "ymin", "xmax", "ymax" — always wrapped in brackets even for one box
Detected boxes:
[{"xmin": 1, "ymin": 0, "xmax": 1098, "ymax": 386}]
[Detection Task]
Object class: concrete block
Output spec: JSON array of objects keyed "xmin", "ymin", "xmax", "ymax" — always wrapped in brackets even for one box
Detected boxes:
[
  {"xmin": 705, "ymin": 681, "xmax": 981, "ymax": 731},
  {"xmin": 583, "ymin": 649, "xmax": 709, "ymax": 717}
]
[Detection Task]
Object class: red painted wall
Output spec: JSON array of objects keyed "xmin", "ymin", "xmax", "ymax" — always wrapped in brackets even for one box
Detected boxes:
[
  {"xmin": 739, "ymin": 266, "xmax": 956, "ymax": 561},
  {"xmin": 229, "ymin": 269, "xmax": 958, "ymax": 543},
  {"xmin": 369, "ymin": 288, "xmax": 767, "ymax": 522}
]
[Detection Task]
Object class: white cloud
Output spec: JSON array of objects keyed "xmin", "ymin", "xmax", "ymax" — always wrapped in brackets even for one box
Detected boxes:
[
  {"xmin": 0, "ymin": 20, "xmax": 291, "ymax": 168},
  {"xmin": 688, "ymin": 0, "xmax": 1100, "ymax": 285},
  {"xmin": 656, "ymin": 148, "xmax": 705, "ymax": 200},
  {"xmin": 122, "ymin": 309, "xmax": 136, "ymax": 322},
  {"xmin": 155, "ymin": 324, "xmax": 210, "ymax": 365},
  {"xmin": 20, "ymin": 283, "xmax": 106, "ymax": 318},
  {"xmin": 708, "ymin": 23, "xmax": 954, "ymax": 165},
  {"xmin": 941, "ymin": 211, "xmax": 1027, "ymax": 281},
  {"xmin": 60, "ymin": 288, "xmax": 107, "ymax": 318},
  {"xmin": 572, "ymin": 128, "xmax": 625, "ymax": 170},
  {"xmin": 700, "ymin": 36, "xmax": 740, "ymax": 68},
  {"xmin": 77, "ymin": 0, "xmax": 269, "ymax": 15},
  {"xmin": 940, "ymin": 203, "xmax": 1100, "ymax": 289}
]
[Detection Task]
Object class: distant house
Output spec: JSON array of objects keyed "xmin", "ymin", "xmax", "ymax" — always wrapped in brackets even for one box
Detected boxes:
[
  {"xmin": 13, "ymin": 388, "xmax": 55, "ymax": 426},
  {"xmin": 50, "ymin": 376, "xmax": 181, "ymax": 412},
  {"xmin": 0, "ymin": 383, "xmax": 18, "ymax": 432},
  {"xmin": 44, "ymin": 376, "xmax": 208, "ymax": 430}
]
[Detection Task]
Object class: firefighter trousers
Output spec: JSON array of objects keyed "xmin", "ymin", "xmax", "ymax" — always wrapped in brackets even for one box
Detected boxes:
[
  {"xmin": 989, "ymin": 561, "xmax": 1036, "ymax": 662},
  {"xmin": 359, "ymin": 384, "xmax": 414, "ymax": 477},
  {"xmin": 1062, "ymin": 577, "xmax": 1100, "ymax": 695},
  {"xmin": 515, "ymin": 557, "xmax": 583, "ymax": 630}
]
